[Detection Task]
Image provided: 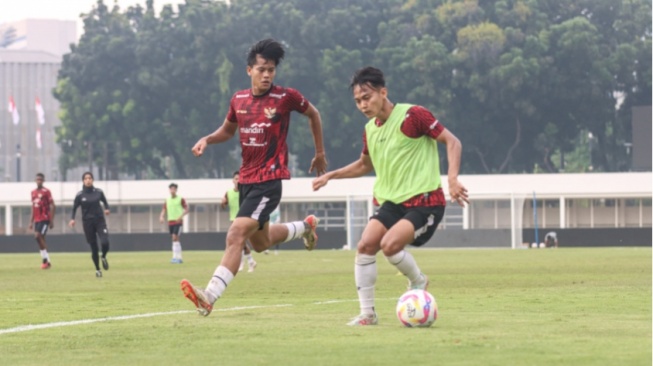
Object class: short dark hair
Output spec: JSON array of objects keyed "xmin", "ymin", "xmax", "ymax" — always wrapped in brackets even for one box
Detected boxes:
[
  {"xmin": 82, "ymin": 171, "xmax": 94, "ymax": 180},
  {"xmin": 350, "ymin": 66, "xmax": 386, "ymax": 90},
  {"xmin": 233, "ymin": 171, "xmax": 239, "ymax": 177},
  {"xmin": 169, "ymin": 183, "xmax": 178, "ymax": 189},
  {"xmin": 36, "ymin": 173, "xmax": 44, "ymax": 179},
  {"xmin": 247, "ymin": 39, "xmax": 285, "ymax": 67}
]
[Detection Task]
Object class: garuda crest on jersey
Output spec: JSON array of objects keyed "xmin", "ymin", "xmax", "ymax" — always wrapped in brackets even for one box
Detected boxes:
[{"xmin": 264, "ymin": 107, "xmax": 280, "ymax": 122}]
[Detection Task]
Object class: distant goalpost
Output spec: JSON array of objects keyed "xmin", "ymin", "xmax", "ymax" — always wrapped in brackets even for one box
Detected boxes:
[
  {"xmin": 345, "ymin": 195, "xmax": 374, "ymax": 250},
  {"xmin": 510, "ymin": 193, "xmax": 529, "ymax": 249}
]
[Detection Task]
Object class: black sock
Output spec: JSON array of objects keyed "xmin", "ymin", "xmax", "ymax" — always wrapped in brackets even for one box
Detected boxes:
[
  {"xmin": 91, "ymin": 244, "xmax": 100, "ymax": 270},
  {"xmin": 101, "ymin": 243, "xmax": 109, "ymax": 258}
]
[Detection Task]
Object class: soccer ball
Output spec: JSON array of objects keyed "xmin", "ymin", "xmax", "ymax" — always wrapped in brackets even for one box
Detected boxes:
[{"xmin": 396, "ymin": 289, "xmax": 438, "ymax": 327}]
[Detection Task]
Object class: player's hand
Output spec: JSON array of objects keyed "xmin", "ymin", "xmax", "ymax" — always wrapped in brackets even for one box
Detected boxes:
[
  {"xmin": 68, "ymin": 220, "xmax": 75, "ymax": 228},
  {"xmin": 309, "ymin": 153, "xmax": 327, "ymax": 176},
  {"xmin": 192, "ymin": 138, "xmax": 208, "ymax": 157},
  {"xmin": 159, "ymin": 216, "xmax": 165, "ymax": 223},
  {"xmin": 448, "ymin": 177, "xmax": 469, "ymax": 207},
  {"xmin": 104, "ymin": 209, "xmax": 111, "ymax": 216},
  {"xmin": 29, "ymin": 223, "xmax": 33, "ymax": 230},
  {"xmin": 49, "ymin": 222, "xmax": 54, "ymax": 229},
  {"xmin": 312, "ymin": 174, "xmax": 330, "ymax": 191}
]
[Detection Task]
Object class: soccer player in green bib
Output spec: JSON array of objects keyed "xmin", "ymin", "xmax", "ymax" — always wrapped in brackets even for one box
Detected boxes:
[
  {"xmin": 221, "ymin": 171, "xmax": 257, "ymax": 272},
  {"xmin": 160, "ymin": 183, "xmax": 189, "ymax": 263},
  {"xmin": 313, "ymin": 66, "xmax": 469, "ymax": 326}
]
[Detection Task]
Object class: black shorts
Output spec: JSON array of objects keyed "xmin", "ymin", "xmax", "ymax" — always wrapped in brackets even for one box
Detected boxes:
[
  {"xmin": 34, "ymin": 221, "xmax": 50, "ymax": 236},
  {"xmin": 82, "ymin": 218, "xmax": 110, "ymax": 245},
  {"xmin": 169, "ymin": 224, "xmax": 182, "ymax": 236},
  {"xmin": 371, "ymin": 202, "xmax": 445, "ymax": 247},
  {"xmin": 237, "ymin": 180, "xmax": 282, "ymax": 230}
]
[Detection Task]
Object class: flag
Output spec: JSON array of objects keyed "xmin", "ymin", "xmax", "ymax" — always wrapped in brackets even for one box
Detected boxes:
[
  {"xmin": 35, "ymin": 97, "xmax": 45, "ymax": 125},
  {"xmin": 7, "ymin": 96, "xmax": 19, "ymax": 125},
  {"xmin": 36, "ymin": 128, "xmax": 42, "ymax": 149}
]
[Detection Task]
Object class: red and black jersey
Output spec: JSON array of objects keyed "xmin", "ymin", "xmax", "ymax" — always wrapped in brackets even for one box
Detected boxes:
[
  {"xmin": 226, "ymin": 84, "xmax": 309, "ymax": 184},
  {"xmin": 362, "ymin": 105, "xmax": 447, "ymax": 208},
  {"xmin": 31, "ymin": 187, "xmax": 53, "ymax": 222}
]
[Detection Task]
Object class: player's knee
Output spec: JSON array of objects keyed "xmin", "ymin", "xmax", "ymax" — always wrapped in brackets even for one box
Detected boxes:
[
  {"xmin": 356, "ymin": 238, "xmax": 380, "ymax": 255},
  {"xmin": 379, "ymin": 238, "xmax": 404, "ymax": 257},
  {"xmin": 248, "ymin": 237, "xmax": 270, "ymax": 252},
  {"xmin": 226, "ymin": 230, "xmax": 249, "ymax": 250},
  {"xmin": 250, "ymin": 243, "xmax": 267, "ymax": 253},
  {"xmin": 172, "ymin": 234, "xmax": 179, "ymax": 241}
]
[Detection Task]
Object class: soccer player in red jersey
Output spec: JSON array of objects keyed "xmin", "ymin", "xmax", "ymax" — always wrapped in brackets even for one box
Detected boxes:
[
  {"xmin": 29, "ymin": 173, "xmax": 55, "ymax": 269},
  {"xmin": 181, "ymin": 39, "xmax": 328, "ymax": 316}
]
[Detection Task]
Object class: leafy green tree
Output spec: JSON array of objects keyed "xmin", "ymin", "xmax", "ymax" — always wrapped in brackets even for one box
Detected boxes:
[{"xmin": 54, "ymin": 0, "xmax": 651, "ymax": 178}]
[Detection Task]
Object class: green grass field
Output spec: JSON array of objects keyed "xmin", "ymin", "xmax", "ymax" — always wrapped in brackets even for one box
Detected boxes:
[{"xmin": 0, "ymin": 247, "xmax": 650, "ymax": 366}]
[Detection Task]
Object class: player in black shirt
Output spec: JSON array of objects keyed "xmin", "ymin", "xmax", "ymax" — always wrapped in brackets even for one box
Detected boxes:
[{"xmin": 69, "ymin": 172, "xmax": 111, "ymax": 278}]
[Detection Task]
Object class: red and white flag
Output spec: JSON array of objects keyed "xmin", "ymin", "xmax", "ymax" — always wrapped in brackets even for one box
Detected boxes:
[
  {"xmin": 36, "ymin": 128, "xmax": 42, "ymax": 149},
  {"xmin": 7, "ymin": 96, "xmax": 19, "ymax": 125},
  {"xmin": 35, "ymin": 97, "xmax": 45, "ymax": 125}
]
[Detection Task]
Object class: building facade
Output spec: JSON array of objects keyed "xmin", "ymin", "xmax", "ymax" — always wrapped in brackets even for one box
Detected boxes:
[
  {"xmin": 0, "ymin": 173, "xmax": 650, "ymax": 248},
  {"xmin": 0, "ymin": 19, "xmax": 76, "ymax": 182}
]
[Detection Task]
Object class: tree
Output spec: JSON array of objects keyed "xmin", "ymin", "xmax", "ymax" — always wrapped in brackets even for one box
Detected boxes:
[{"xmin": 54, "ymin": 0, "xmax": 651, "ymax": 178}]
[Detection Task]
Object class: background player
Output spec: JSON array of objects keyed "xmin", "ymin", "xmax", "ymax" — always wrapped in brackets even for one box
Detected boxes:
[
  {"xmin": 221, "ymin": 171, "xmax": 257, "ymax": 272},
  {"xmin": 69, "ymin": 172, "xmax": 112, "ymax": 278},
  {"xmin": 29, "ymin": 173, "xmax": 55, "ymax": 269},
  {"xmin": 181, "ymin": 38, "xmax": 327, "ymax": 316},
  {"xmin": 160, "ymin": 183, "xmax": 189, "ymax": 263},
  {"xmin": 544, "ymin": 231, "xmax": 558, "ymax": 248}
]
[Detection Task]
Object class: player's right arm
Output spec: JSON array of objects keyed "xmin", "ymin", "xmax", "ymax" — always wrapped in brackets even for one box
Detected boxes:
[
  {"xmin": 159, "ymin": 202, "xmax": 167, "ymax": 223},
  {"xmin": 69, "ymin": 193, "xmax": 81, "ymax": 227},
  {"xmin": 220, "ymin": 192, "xmax": 228, "ymax": 209},
  {"xmin": 192, "ymin": 117, "xmax": 238, "ymax": 157},
  {"xmin": 29, "ymin": 192, "xmax": 34, "ymax": 229},
  {"xmin": 312, "ymin": 153, "xmax": 373, "ymax": 191}
]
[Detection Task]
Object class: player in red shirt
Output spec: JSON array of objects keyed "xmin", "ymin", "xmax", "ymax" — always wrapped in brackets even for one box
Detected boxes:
[
  {"xmin": 181, "ymin": 39, "xmax": 328, "ymax": 316},
  {"xmin": 29, "ymin": 173, "xmax": 56, "ymax": 269}
]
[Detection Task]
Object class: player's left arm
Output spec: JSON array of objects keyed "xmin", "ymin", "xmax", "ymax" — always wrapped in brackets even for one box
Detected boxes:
[
  {"xmin": 48, "ymin": 192, "xmax": 56, "ymax": 228},
  {"xmin": 178, "ymin": 198, "xmax": 189, "ymax": 223},
  {"xmin": 302, "ymin": 102, "xmax": 327, "ymax": 176},
  {"xmin": 435, "ymin": 129, "xmax": 468, "ymax": 207},
  {"xmin": 100, "ymin": 191, "xmax": 111, "ymax": 216}
]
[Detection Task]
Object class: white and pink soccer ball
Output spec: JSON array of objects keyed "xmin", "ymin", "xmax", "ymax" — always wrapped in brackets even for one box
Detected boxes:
[{"xmin": 396, "ymin": 289, "xmax": 438, "ymax": 327}]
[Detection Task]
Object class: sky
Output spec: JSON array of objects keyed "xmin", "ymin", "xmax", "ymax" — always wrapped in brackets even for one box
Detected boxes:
[{"xmin": 0, "ymin": 0, "xmax": 187, "ymax": 35}]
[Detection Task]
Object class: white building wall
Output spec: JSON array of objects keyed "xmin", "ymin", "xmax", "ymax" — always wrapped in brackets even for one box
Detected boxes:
[{"xmin": 0, "ymin": 50, "xmax": 62, "ymax": 182}]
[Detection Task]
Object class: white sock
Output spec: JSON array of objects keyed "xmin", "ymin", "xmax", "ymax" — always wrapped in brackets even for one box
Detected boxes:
[
  {"xmin": 172, "ymin": 242, "xmax": 182, "ymax": 259},
  {"xmin": 282, "ymin": 221, "xmax": 307, "ymax": 243},
  {"xmin": 40, "ymin": 249, "xmax": 49, "ymax": 261},
  {"xmin": 205, "ymin": 265, "xmax": 234, "ymax": 304},
  {"xmin": 246, "ymin": 254, "xmax": 256, "ymax": 265},
  {"xmin": 386, "ymin": 250, "xmax": 421, "ymax": 284},
  {"xmin": 354, "ymin": 253, "xmax": 377, "ymax": 315}
]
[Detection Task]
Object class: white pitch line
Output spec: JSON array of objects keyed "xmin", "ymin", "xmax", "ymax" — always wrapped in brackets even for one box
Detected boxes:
[
  {"xmin": 0, "ymin": 299, "xmax": 399, "ymax": 335},
  {"xmin": 0, "ymin": 304, "xmax": 292, "ymax": 335},
  {"xmin": 313, "ymin": 297, "xmax": 397, "ymax": 305}
]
